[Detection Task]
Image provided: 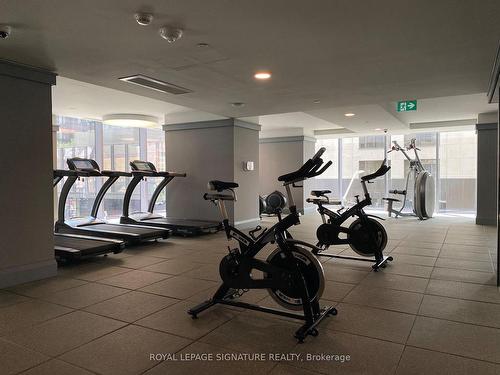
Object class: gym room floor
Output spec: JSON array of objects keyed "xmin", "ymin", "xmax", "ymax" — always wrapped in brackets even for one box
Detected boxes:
[{"xmin": 0, "ymin": 213, "xmax": 497, "ymax": 375}]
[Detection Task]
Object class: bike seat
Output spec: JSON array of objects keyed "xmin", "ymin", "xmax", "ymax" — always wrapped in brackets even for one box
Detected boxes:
[
  {"xmin": 208, "ymin": 180, "xmax": 239, "ymax": 192},
  {"xmin": 383, "ymin": 197, "xmax": 400, "ymax": 202},
  {"xmin": 310, "ymin": 190, "xmax": 331, "ymax": 197}
]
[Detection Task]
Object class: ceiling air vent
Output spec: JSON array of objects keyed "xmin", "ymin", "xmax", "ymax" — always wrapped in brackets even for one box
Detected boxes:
[{"xmin": 119, "ymin": 74, "xmax": 192, "ymax": 95}]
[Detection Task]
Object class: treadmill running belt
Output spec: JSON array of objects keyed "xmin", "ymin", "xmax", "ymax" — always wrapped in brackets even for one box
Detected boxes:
[{"xmin": 54, "ymin": 236, "xmax": 119, "ymax": 255}]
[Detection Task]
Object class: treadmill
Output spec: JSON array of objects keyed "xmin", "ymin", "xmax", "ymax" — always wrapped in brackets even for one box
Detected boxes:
[
  {"xmin": 120, "ymin": 160, "xmax": 221, "ymax": 236},
  {"xmin": 53, "ymin": 170, "xmax": 125, "ymax": 260},
  {"xmin": 54, "ymin": 158, "xmax": 171, "ymax": 243}
]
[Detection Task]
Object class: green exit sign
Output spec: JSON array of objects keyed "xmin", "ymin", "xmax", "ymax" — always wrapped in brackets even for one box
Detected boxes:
[{"xmin": 397, "ymin": 100, "xmax": 417, "ymax": 112}]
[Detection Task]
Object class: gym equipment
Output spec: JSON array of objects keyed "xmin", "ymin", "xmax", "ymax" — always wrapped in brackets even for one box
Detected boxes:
[
  {"xmin": 188, "ymin": 148, "xmax": 337, "ymax": 342},
  {"xmin": 308, "ymin": 160, "xmax": 393, "ymax": 271},
  {"xmin": 383, "ymin": 138, "xmax": 435, "ymax": 219},
  {"xmin": 53, "ymin": 170, "xmax": 125, "ymax": 260},
  {"xmin": 55, "ymin": 158, "xmax": 171, "ymax": 243},
  {"xmin": 120, "ymin": 160, "xmax": 221, "ymax": 236},
  {"xmin": 259, "ymin": 190, "xmax": 287, "ymax": 216}
]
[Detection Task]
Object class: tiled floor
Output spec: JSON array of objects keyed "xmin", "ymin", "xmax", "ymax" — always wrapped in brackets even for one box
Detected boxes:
[{"xmin": 0, "ymin": 213, "xmax": 498, "ymax": 375}]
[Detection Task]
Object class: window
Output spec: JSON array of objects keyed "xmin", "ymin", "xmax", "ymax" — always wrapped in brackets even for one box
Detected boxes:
[
  {"xmin": 359, "ymin": 135, "xmax": 385, "ymax": 149},
  {"xmin": 389, "ymin": 133, "xmax": 437, "ymax": 213},
  {"xmin": 55, "ymin": 116, "xmax": 166, "ymax": 220},
  {"xmin": 55, "ymin": 117, "xmax": 97, "ymax": 219},
  {"xmin": 146, "ymin": 129, "xmax": 166, "ymax": 213},
  {"xmin": 310, "ymin": 139, "xmax": 340, "ymax": 197},
  {"xmin": 342, "ymin": 137, "xmax": 386, "ymax": 208},
  {"xmin": 101, "ymin": 125, "xmax": 141, "ymax": 219},
  {"xmin": 439, "ymin": 131, "xmax": 477, "ymax": 212},
  {"xmin": 314, "ymin": 130, "xmax": 477, "ymax": 214}
]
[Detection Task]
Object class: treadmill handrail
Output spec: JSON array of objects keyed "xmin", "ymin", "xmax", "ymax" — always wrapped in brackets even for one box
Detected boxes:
[
  {"xmin": 101, "ymin": 170, "xmax": 132, "ymax": 177},
  {"xmin": 122, "ymin": 160, "xmax": 187, "ymax": 217}
]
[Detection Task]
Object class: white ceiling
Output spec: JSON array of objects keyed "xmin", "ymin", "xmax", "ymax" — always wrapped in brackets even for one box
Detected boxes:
[
  {"xmin": 52, "ymin": 77, "xmax": 225, "ymax": 128},
  {"xmin": 3, "ymin": 0, "xmax": 499, "ymax": 135}
]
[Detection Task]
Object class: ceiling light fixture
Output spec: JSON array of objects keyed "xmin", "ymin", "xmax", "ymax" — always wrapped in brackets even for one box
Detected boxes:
[
  {"xmin": 134, "ymin": 13, "xmax": 153, "ymax": 26},
  {"xmin": 313, "ymin": 99, "xmax": 321, "ymax": 104},
  {"xmin": 103, "ymin": 114, "xmax": 159, "ymax": 129},
  {"xmin": 374, "ymin": 128, "xmax": 382, "ymax": 131},
  {"xmin": 231, "ymin": 102, "xmax": 245, "ymax": 107},
  {"xmin": 344, "ymin": 113, "xmax": 355, "ymax": 117},
  {"xmin": 254, "ymin": 72, "xmax": 271, "ymax": 80},
  {"xmin": 159, "ymin": 27, "xmax": 183, "ymax": 43},
  {"xmin": 197, "ymin": 42, "xmax": 209, "ymax": 48}
]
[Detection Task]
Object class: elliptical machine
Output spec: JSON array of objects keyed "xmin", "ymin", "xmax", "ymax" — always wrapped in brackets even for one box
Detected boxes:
[
  {"xmin": 383, "ymin": 138, "xmax": 435, "ymax": 220},
  {"xmin": 308, "ymin": 160, "xmax": 393, "ymax": 271},
  {"xmin": 188, "ymin": 148, "xmax": 337, "ymax": 342}
]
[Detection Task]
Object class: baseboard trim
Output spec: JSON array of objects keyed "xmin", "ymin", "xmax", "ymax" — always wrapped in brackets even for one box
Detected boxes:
[
  {"xmin": 0, "ymin": 259, "xmax": 57, "ymax": 288},
  {"xmin": 234, "ymin": 217, "xmax": 261, "ymax": 229}
]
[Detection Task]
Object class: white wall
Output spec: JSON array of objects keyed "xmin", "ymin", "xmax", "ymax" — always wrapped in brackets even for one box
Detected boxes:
[
  {"xmin": 164, "ymin": 120, "xmax": 260, "ymax": 228},
  {"xmin": 0, "ymin": 61, "xmax": 57, "ymax": 287},
  {"xmin": 476, "ymin": 113, "xmax": 498, "ymax": 225},
  {"xmin": 259, "ymin": 137, "xmax": 317, "ymax": 214}
]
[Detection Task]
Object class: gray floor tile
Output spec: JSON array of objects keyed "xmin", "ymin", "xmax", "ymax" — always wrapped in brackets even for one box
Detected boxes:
[
  {"xmin": 0, "ymin": 300, "xmax": 72, "ymax": 336},
  {"xmin": 431, "ymin": 267, "xmax": 496, "ymax": 285},
  {"xmin": 20, "ymin": 359, "xmax": 95, "ymax": 375},
  {"xmin": 41, "ymin": 282, "xmax": 129, "ymax": 309},
  {"xmin": 140, "ymin": 276, "xmax": 218, "ymax": 299},
  {"xmin": 7, "ymin": 277, "xmax": 87, "ymax": 298},
  {"xmin": 136, "ymin": 300, "xmax": 236, "ymax": 340},
  {"xmin": 144, "ymin": 341, "xmax": 275, "ymax": 375},
  {"xmin": 292, "ymin": 330, "xmax": 404, "ymax": 375},
  {"xmin": 61, "ymin": 325, "xmax": 192, "ymax": 375},
  {"xmin": 419, "ymin": 294, "xmax": 500, "ymax": 328},
  {"xmin": 6, "ymin": 311, "xmax": 126, "ymax": 356},
  {"xmin": 396, "ymin": 346, "xmax": 499, "ymax": 375},
  {"xmin": 407, "ymin": 316, "xmax": 500, "ymax": 363},
  {"xmin": 97, "ymin": 269, "xmax": 171, "ymax": 290},
  {"xmin": 84, "ymin": 291, "xmax": 179, "ymax": 322},
  {"xmin": 0, "ymin": 338, "xmax": 48, "ymax": 375},
  {"xmin": 344, "ymin": 284, "xmax": 423, "ymax": 314},
  {"xmin": 425, "ymin": 279, "xmax": 500, "ymax": 304},
  {"xmin": 329, "ymin": 302, "xmax": 415, "ymax": 343},
  {"xmin": 360, "ymin": 272, "xmax": 429, "ymax": 293}
]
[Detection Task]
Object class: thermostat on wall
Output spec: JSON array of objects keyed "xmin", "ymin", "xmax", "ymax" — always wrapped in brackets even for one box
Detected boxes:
[{"xmin": 243, "ymin": 161, "xmax": 254, "ymax": 171}]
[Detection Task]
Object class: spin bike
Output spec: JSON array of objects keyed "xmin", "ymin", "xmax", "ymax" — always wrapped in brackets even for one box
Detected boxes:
[
  {"xmin": 188, "ymin": 148, "xmax": 337, "ymax": 342},
  {"xmin": 383, "ymin": 138, "xmax": 435, "ymax": 220},
  {"xmin": 308, "ymin": 160, "xmax": 393, "ymax": 271}
]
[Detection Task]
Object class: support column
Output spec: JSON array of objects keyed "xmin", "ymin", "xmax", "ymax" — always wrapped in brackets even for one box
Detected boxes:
[
  {"xmin": 52, "ymin": 123, "xmax": 59, "ymax": 221},
  {"xmin": 163, "ymin": 119, "xmax": 261, "ymax": 228},
  {"xmin": 476, "ymin": 112, "xmax": 498, "ymax": 225},
  {"xmin": 0, "ymin": 60, "xmax": 57, "ymax": 287},
  {"xmin": 259, "ymin": 136, "xmax": 317, "ymax": 214}
]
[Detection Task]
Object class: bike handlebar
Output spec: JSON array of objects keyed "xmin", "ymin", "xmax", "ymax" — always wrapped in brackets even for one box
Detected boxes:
[{"xmin": 277, "ymin": 148, "xmax": 330, "ymax": 182}]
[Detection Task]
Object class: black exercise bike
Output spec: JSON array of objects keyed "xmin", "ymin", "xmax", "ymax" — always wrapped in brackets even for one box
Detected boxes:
[
  {"xmin": 308, "ymin": 159, "xmax": 393, "ymax": 271},
  {"xmin": 188, "ymin": 148, "xmax": 337, "ymax": 342}
]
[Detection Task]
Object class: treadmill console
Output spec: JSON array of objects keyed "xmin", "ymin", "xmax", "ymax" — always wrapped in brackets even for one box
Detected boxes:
[
  {"xmin": 67, "ymin": 158, "xmax": 100, "ymax": 171},
  {"xmin": 130, "ymin": 160, "xmax": 157, "ymax": 172}
]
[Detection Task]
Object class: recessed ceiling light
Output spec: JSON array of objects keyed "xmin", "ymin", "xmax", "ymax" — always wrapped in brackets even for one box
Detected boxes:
[
  {"xmin": 159, "ymin": 27, "xmax": 183, "ymax": 43},
  {"xmin": 374, "ymin": 128, "xmax": 382, "ymax": 131},
  {"xmin": 344, "ymin": 113, "xmax": 355, "ymax": 117},
  {"xmin": 254, "ymin": 72, "xmax": 271, "ymax": 80},
  {"xmin": 313, "ymin": 99, "xmax": 321, "ymax": 104},
  {"xmin": 134, "ymin": 13, "xmax": 153, "ymax": 26},
  {"xmin": 197, "ymin": 42, "xmax": 209, "ymax": 48},
  {"xmin": 103, "ymin": 114, "xmax": 159, "ymax": 129},
  {"xmin": 231, "ymin": 102, "xmax": 245, "ymax": 107}
]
